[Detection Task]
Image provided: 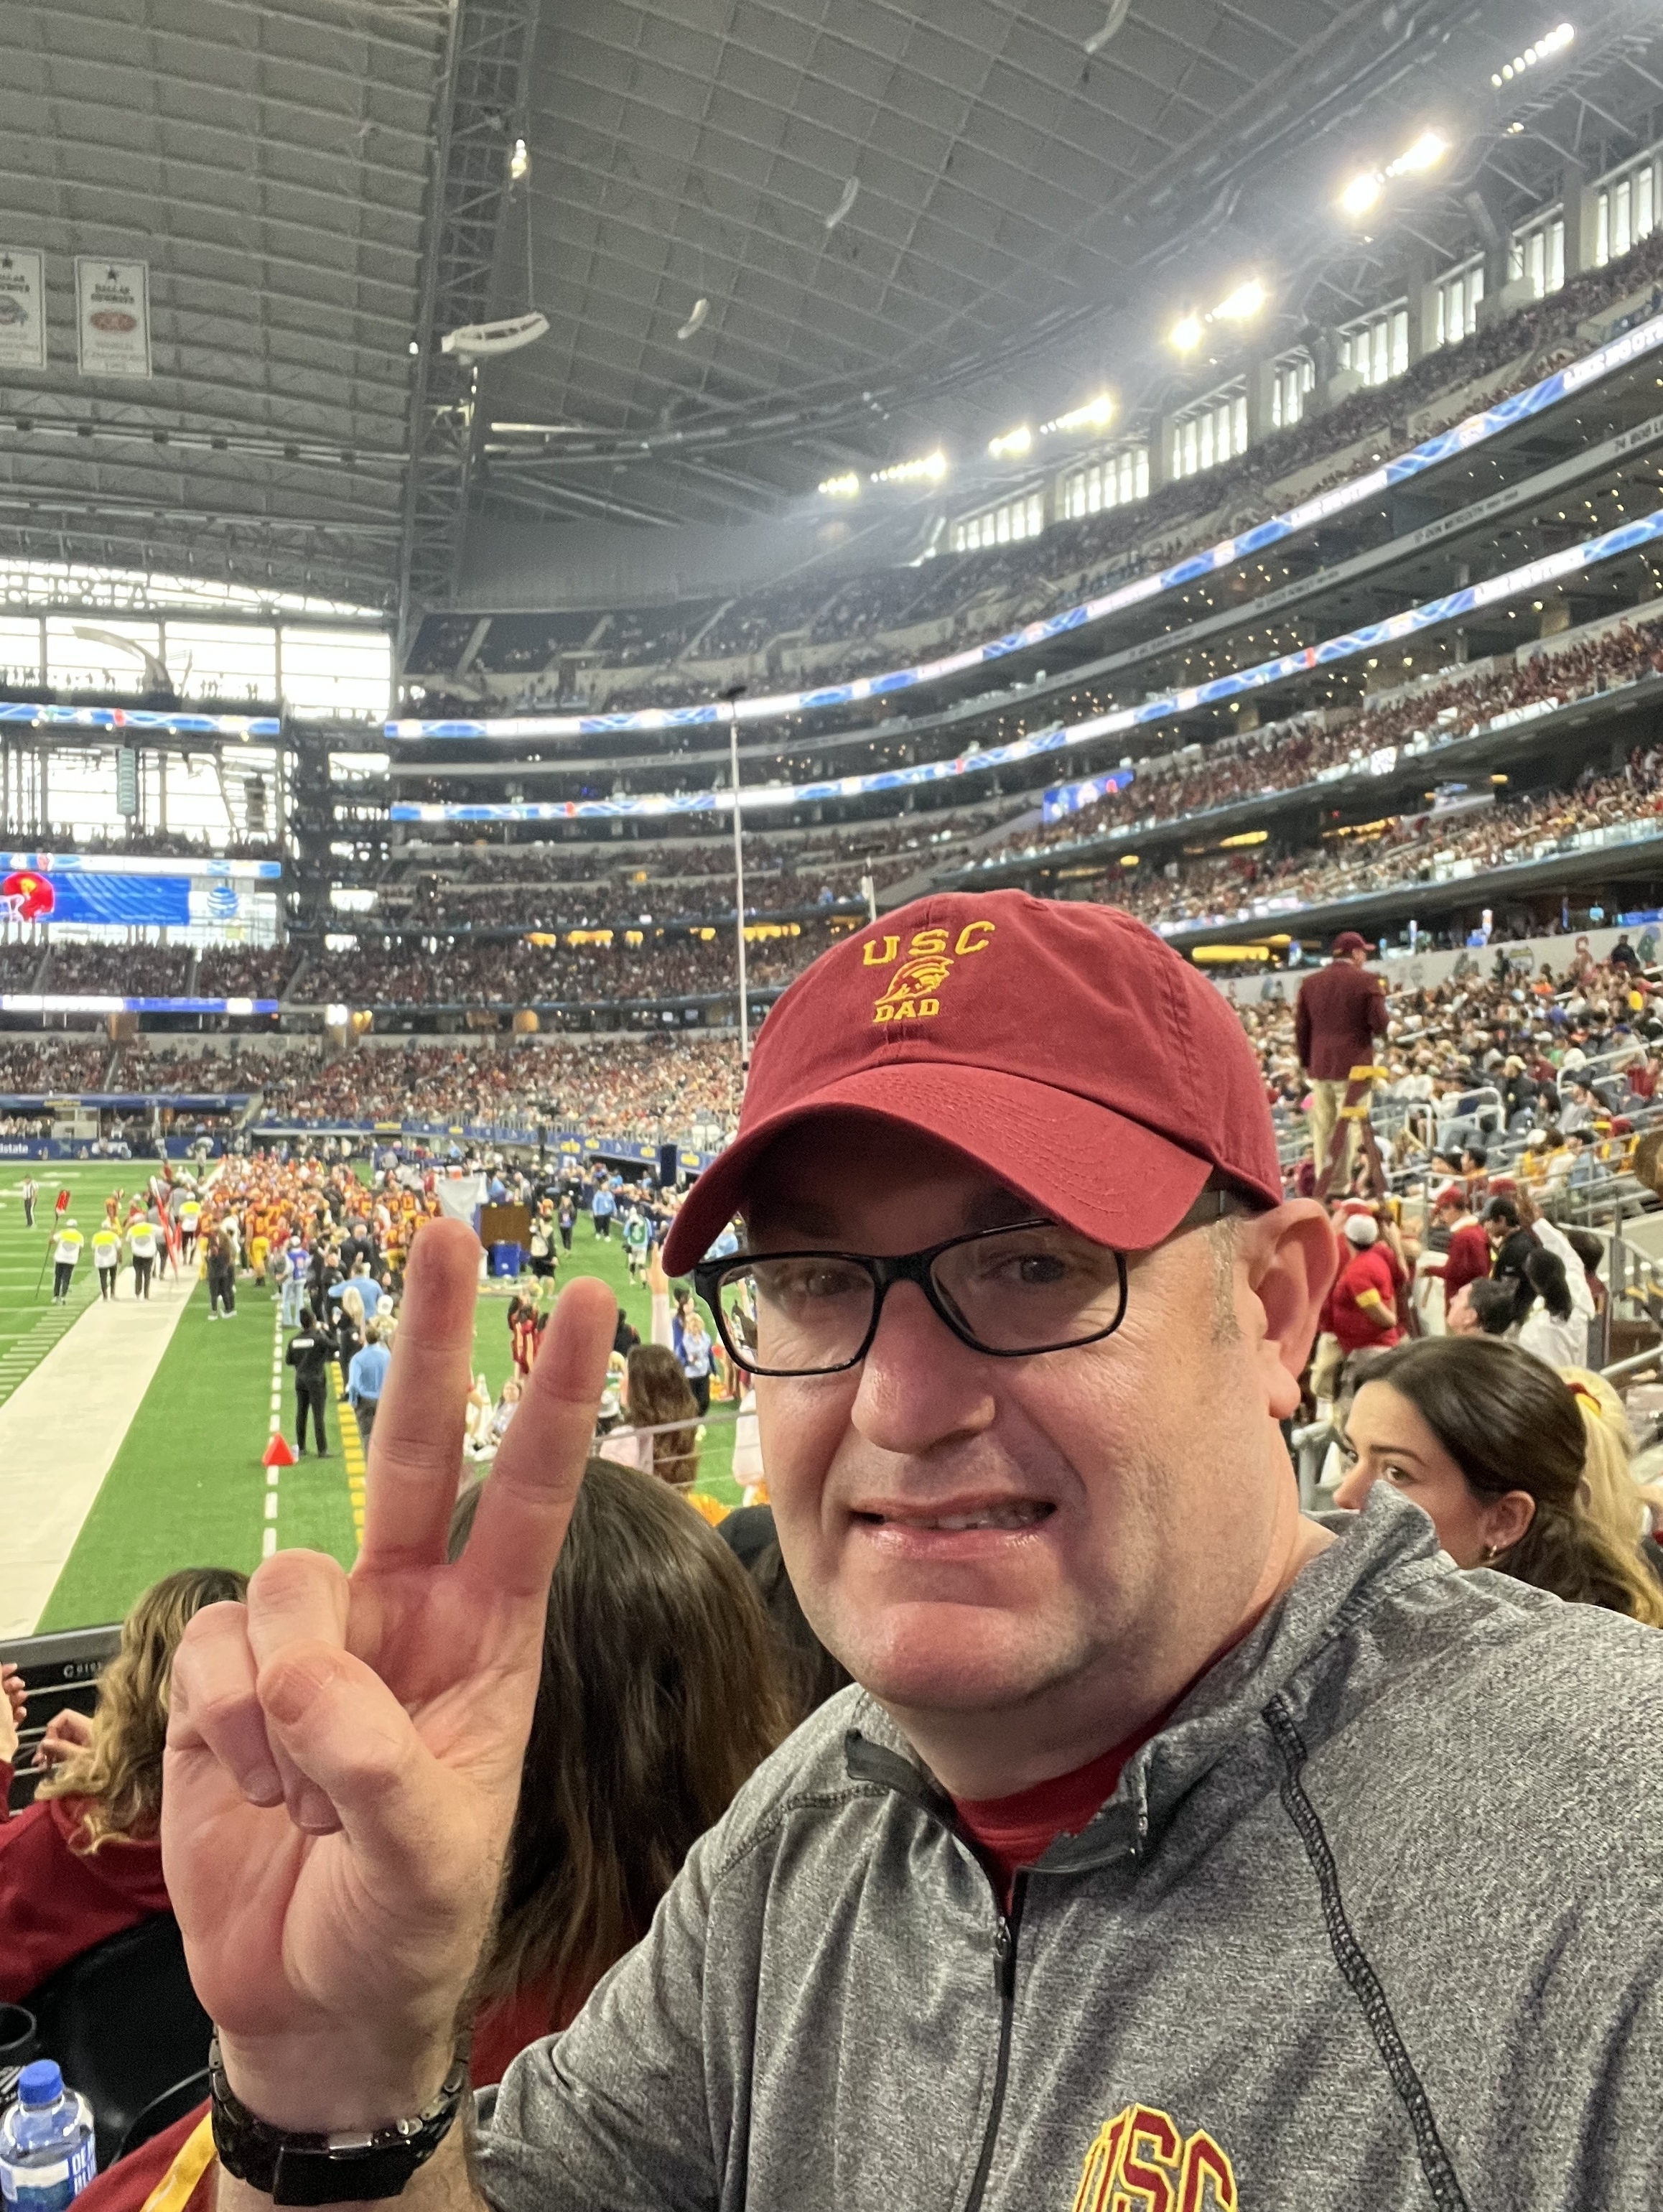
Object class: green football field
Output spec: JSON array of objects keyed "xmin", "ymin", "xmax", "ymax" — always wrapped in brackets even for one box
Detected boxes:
[{"xmin": 11, "ymin": 1166, "xmax": 740, "ymax": 1635}]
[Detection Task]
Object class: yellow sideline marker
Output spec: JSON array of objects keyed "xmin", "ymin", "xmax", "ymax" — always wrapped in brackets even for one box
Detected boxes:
[{"xmin": 335, "ymin": 1355, "xmax": 367, "ymax": 1548}]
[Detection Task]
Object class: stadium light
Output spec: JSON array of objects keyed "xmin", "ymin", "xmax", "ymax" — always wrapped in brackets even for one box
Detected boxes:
[
  {"xmin": 988, "ymin": 424, "xmax": 1033, "ymax": 459},
  {"xmin": 1338, "ymin": 127, "xmax": 1450, "ymax": 221},
  {"xmin": 872, "ymin": 450, "xmax": 947, "ymax": 486},
  {"xmin": 1494, "ymin": 22, "xmax": 1573, "ymax": 85},
  {"xmin": 509, "ymin": 136, "xmax": 530, "ymax": 182},
  {"xmin": 818, "ymin": 472, "xmax": 861, "ymax": 498},
  {"xmin": 1214, "ymin": 279, "xmax": 1267, "ymax": 323},
  {"xmin": 1168, "ymin": 281, "xmax": 1263, "ymax": 352},
  {"xmin": 1339, "ymin": 172, "xmax": 1383, "ymax": 218},
  {"xmin": 1387, "ymin": 129, "xmax": 1448, "ymax": 177},
  {"xmin": 1039, "ymin": 393, "xmax": 1115, "ymax": 437}
]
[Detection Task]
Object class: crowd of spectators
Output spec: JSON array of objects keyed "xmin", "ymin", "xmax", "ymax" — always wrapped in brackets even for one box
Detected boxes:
[
  {"xmin": 0, "ymin": 1036, "xmax": 111, "ymax": 1091},
  {"xmin": 516, "ymin": 227, "xmax": 1663, "ymax": 720},
  {"xmin": 195, "ymin": 945, "xmax": 294, "ymax": 998},
  {"xmin": 297, "ymin": 927, "xmax": 828, "ymax": 1010},
  {"xmin": 1101, "ymin": 745, "xmax": 1663, "ymax": 939},
  {"xmin": 251, "ymin": 1036, "xmax": 743, "ymax": 1135},
  {"xmin": 964, "ymin": 618, "xmax": 1663, "ymax": 878}
]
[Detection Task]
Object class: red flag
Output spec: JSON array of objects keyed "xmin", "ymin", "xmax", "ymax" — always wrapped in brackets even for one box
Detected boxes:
[{"xmin": 54, "ymin": 1189, "xmax": 70, "ymax": 1215}]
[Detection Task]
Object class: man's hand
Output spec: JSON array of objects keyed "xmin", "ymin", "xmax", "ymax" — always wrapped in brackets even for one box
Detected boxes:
[{"xmin": 163, "ymin": 1222, "xmax": 615, "ymax": 2133}]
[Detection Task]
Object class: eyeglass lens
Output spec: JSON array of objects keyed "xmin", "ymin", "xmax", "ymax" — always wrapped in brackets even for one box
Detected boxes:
[{"xmin": 714, "ymin": 1223, "xmax": 1126, "ymax": 1373}]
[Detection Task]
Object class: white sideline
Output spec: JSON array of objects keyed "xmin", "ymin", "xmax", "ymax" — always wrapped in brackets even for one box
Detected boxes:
[{"xmin": 1, "ymin": 1274, "xmax": 197, "ymax": 1637}]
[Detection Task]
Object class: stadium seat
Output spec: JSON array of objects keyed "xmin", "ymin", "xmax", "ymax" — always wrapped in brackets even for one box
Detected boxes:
[
  {"xmin": 115, "ymin": 2068, "xmax": 210, "ymax": 2162},
  {"xmin": 24, "ymin": 1915, "xmax": 210, "ymax": 2167}
]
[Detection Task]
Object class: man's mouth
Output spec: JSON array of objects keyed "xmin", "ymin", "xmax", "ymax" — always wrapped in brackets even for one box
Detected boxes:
[{"xmin": 853, "ymin": 1500, "xmax": 1053, "ymax": 1532}]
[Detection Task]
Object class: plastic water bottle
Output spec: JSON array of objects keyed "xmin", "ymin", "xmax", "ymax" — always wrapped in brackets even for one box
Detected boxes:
[{"xmin": 0, "ymin": 2063, "xmax": 96, "ymax": 2212}]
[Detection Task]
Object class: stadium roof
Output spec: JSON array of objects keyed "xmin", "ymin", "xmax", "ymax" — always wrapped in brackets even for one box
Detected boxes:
[{"xmin": 6, "ymin": 0, "xmax": 1663, "ymax": 623}]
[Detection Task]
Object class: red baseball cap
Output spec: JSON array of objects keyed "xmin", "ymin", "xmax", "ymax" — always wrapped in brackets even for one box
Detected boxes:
[{"xmin": 661, "ymin": 890, "xmax": 1283, "ymax": 1273}]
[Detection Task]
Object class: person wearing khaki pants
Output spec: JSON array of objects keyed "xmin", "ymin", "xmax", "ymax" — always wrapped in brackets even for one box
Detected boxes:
[{"xmin": 1296, "ymin": 934, "xmax": 1388, "ymax": 1190}]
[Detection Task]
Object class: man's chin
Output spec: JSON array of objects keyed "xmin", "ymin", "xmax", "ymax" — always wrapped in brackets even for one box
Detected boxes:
[{"xmin": 834, "ymin": 1604, "xmax": 1084, "ymax": 1719}]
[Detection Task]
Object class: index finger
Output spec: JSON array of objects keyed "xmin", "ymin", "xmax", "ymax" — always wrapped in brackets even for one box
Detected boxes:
[
  {"xmin": 459, "ymin": 1273, "xmax": 615, "ymax": 1602},
  {"xmin": 358, "ymin": 1217, "xmax": 482, "ymax": 1570}
]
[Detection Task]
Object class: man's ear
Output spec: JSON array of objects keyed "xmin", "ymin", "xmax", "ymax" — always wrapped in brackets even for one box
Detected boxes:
[{"xmin": 1240, "ymin": 1201, "xmax": 1338, "ymax": 1420}]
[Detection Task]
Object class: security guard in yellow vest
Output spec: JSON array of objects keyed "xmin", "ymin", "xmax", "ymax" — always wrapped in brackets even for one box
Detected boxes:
[
  {"xmin": 52, "ymin": 1219, "xmax": 83, "ymax": 1304},
  {"xmin": 91, "ymin": 1221, "xmax": 121, "ymax": 1301}
]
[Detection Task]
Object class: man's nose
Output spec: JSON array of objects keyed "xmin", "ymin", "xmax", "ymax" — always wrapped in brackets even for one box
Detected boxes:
[{"xmin": 849, "ymin": 1278, "xmax": 998, "ymax": 1455}]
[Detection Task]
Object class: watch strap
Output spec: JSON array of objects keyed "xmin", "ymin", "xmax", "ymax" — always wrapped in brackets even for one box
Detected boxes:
[{"xmin": 208, "ymin": 2036, "xmax": 470, "ymax": 2206}]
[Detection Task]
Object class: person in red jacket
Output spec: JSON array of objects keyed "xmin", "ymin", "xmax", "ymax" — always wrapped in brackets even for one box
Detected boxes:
[
  {"xmin": 1429, "ymin": 1183, "xmax": 1492, "ymax": 1317},
  {"xmin": 0, "ymin": 1566, "xmax": 246, "ymax": 2004},
  {"xmin": 1294, "ymin": 931, "xmax": 1389, "ymax": 1186}
]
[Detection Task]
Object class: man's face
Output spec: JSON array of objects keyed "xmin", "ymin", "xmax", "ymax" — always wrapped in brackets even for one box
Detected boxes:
[{"xmin": 745, "ymin": 1120, "xmax": 1307, "ymax": 1729}]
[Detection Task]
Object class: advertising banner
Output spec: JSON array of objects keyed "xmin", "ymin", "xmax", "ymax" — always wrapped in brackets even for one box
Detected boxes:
[
  {"xmin": 0, "ymin": 858, "xmax": 278, "ymax": 931},
  {"xmin": 75, "ymin": 258, "xmax": 151, "ymax": 377},
  {"xmin": 0, "ymin": 247, "xmax": 45, "ymax": 370}
]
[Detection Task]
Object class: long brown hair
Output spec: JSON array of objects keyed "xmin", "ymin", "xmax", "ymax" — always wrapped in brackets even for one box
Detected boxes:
[
  {"xmin": 622, "ymin": 1342, "xmax": 700, "ymax": 1487},
  {"xmin": 1364, "ymin": 1337, "xmax": 1663, "ymax": 1624},
  {"xmin": 449, "ymin": 1460, "xmax": 790, "ymax": 2022},
  {"xmin": 37, "ymin": 1566, "xmax": 248, "ymax": 1849}
]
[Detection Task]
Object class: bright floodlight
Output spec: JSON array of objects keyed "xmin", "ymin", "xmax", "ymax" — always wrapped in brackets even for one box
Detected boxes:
[
  {"xmin": 1214, "ymin": 279, "xmax": 1267, "ymax": 322},
  {"xmin": 871, "ymin": 450, "xmax": 947, "ymax": 486},
  {"xmin": 1339, "ymin": 171, "xmax": 1383, "ymax": 218},
  {"xmin": 1389, "ymin": 129, "xmax": 1448, "ymax": 177},
  {"xmin": 1038, "ymin": 393, "xmax": 1116, "ymax": 436},
  {"xmin": 988, "ymin": 424, "xmax": 1033, "ymax": 459},
  {"xmin": 509, "ymin": 136, "xmax": 529, "ymax": 182},
  {"xmin": 1492, "ymin": 22, "xmax": 1574, "ymax": 85},
  {"xmin": 818, "ymin": 472, "xmax": 861, "ymax": 498},
  {"xmin": 1170, "ymin": 312, "xmax": 1203, "ymax": 351}
]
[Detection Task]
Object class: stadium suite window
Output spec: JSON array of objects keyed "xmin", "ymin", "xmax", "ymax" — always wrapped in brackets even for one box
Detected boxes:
[
  {"xmin": 1270, "ymin": 355, "xmax": 1315, "ymax": 430},
  {"xmin": 1434, "ymin": 263, "xmax": 1483, "ymax": 348},
  {"xmin": 1509, "ymin": 215, "xmax": 1565, "ymax": 299},
  {"xmin": 1061, "ymin": 447, "xmax": 1150, "ymax": 521},
  {"xmin": 1168, "ymin": 393, "xmax": 1247, "ymax": 485},
  {"xmin": 951, "ymin": 491, "xmax": 1045, "ymax": 555},
  {"xmin": 1337, "ymin": 307, "xmax": 1409, "ymax": 388},
  {"xmin": 1596, "ymin": 157, "xmax": 1659, "ymax": 266}
]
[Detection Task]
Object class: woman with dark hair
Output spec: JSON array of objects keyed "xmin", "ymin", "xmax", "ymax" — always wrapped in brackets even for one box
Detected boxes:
[
  {"xmin": 0, "ymin": 1566, "xmax": 249, "ymax": 1999},
  {"xmin": 448, "ymin": 1462, "xmax": 788, "ymax": 2078},
  {"xmin": 1335, "ymin": 1336, "xmax": 1663, "ymax": 1623},
  {"xmin": 1516, "ymin": 1247, "xmax": 1585, "ymax": 1369}
]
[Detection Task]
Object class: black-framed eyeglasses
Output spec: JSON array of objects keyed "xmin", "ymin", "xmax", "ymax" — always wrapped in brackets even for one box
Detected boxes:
[{"xmin": 694, "ymin": 1218, "xmax": 1130, "ymax": 1377}]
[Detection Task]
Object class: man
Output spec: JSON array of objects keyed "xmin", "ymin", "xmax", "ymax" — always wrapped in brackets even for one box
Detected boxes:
[
  {"xmin": 49, "ymin": 1216, "xmax": 82, "ymax": 1304},
  {"xmin": 1431, "ymin": 1182, "xmax": 1490, "ymax": 1309},
  {"xmin": 284, "ymin": 1304, "xmax": 335, "ymax": 1457},
  {"xmin": 164, "ymin": 893, "xmax": 1663, "ymax": 2212},
  {"xmin": 90, "ymin": 1217, "xmax": 121, "ymax": 1301},
  {"xmin": 20, "ymin": 1174, "xmax": 36, "ymax": 1230},
  {"xmin": 1326, "ymin": 1211, "xmax": 1403, "ymax": 1355},
  {"xmin": 590, "ymin": 1179, "xmax": 615, "ymax": 1240},
  {"xmin": 1293, "ymin": 929, "xmax": 1388, "ymax": 1189},
  {"xmin": 347, "ymin": 1323, "xmax": 390, "ymax": 1450},
  {"xmin": 623, "ymin": 1204, "xmax": 651, "ymax": 1286},
  {"xmin": 177, "ymin": 1190, "xmax": 202, "ymax": 1269}
]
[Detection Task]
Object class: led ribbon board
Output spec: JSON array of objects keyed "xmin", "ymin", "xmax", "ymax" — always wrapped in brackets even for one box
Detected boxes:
[
  {"xmin": 0, "ymin": 707, "xmax": 281, "ymax": 737},
  {"xmin": 386, "ymin": 310, "xmax": 1663, "ymax": 743},
  {"xmin": 389, "ymin": 503, "xmax": 1663, "ymax": 823}
]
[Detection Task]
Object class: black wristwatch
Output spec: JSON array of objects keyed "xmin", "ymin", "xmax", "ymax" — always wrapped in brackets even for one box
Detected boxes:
[{"xmin": 208, "ymin": 2037, "xmax": 470, "ymax": 2206}]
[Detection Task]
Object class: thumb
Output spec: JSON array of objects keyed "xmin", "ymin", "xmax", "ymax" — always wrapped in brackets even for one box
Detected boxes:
[{"xmin": 257, "ymin": 1643, "xmax": 490, "ymax": 1911}]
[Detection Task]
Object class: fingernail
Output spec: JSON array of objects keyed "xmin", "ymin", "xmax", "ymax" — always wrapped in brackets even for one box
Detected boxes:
[
  {"xmin": 296, "ymin": 1785, "xmax": 341, "ymax": 1834},
  {"xmin": 245, "ymin": 1764, "xmax": 284, "ymax": 1807}
]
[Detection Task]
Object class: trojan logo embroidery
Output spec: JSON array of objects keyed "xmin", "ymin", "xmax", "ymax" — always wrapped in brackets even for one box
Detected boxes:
[
  {"xmin": 862, "ymin": 919, "xmax": 994, "ymax": 1024},
  {"xmin": 1071, "ymin": 2104, "xmax": 1237, "ymax": 2212}
]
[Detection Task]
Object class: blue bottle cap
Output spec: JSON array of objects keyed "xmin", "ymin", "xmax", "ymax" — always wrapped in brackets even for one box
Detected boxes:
[{"xmin": 17, "ymin": 2060, "xmax": 62, "ymax": 2109}]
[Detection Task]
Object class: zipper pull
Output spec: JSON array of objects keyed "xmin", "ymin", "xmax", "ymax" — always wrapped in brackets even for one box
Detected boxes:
[{"xmin": 992, "ymin": 1917, "xmax": 1015, "ymax": 1999}]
